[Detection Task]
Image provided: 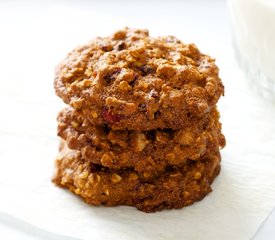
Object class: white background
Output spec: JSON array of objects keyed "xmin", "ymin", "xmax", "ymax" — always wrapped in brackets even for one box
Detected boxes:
[{"xmin": 0, "ymin": 0, "xmax": 275, "ymax": 239}]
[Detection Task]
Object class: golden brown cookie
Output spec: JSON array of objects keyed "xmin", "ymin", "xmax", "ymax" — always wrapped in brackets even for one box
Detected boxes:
[
  {"xmin": 57, "ymin": 107, "xmax": 225, "ymax": 178},
  {"xmin": 54, "ymin": 28, "xmax": 224, "ymax": 131},
  {"xmin": 53, "ymin": 143, "xmax": 221, "ymax": 213}
]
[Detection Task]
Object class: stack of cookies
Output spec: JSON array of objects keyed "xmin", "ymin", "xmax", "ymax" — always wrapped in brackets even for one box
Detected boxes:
[{"xmin": 53, "ymin": 28, "xmax": 226, "ymax": 212}]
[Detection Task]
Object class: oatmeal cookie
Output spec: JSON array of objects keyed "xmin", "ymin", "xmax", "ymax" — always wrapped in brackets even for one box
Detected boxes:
[
  {"xmin": 57, "ymin": 107, "xmax": 225, "ymax": 178},
  {"xmin": 53, "ymin": 143, "xmax": 221, "ymax": 213},
  {"xmin": 54, "ymin": 28, "xmax": 224, "ymax": 130}
]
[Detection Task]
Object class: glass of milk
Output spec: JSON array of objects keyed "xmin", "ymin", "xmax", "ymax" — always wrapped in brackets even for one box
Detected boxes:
[{"xmin": 228, "ymin": 0, "xmax": 275, "ymax": 100}]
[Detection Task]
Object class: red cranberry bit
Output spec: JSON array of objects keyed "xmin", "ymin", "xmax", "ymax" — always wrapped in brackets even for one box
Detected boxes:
[{"xmin": 102, "ymin": 107, "xmax": 123, "ymax": 124}]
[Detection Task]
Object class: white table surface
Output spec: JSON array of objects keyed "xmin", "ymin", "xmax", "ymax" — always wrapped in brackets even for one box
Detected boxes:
[{"xmin": 0, "ymin": 0, "xmax": 274, "ymax": 239}]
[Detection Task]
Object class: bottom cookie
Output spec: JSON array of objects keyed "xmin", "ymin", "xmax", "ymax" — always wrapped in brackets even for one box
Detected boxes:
[{"xmin": 53, "ymin": 143, "xmax": 221, "ymax": 213}]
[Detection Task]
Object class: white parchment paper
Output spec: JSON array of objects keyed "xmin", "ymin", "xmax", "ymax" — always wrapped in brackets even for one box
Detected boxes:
[{"xmin": 0, "ymin": 2, "xmax": 275, "ymax": 239}]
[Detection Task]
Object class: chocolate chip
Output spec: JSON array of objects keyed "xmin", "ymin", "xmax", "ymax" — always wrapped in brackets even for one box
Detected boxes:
[
  {"xmin": 139, "ymin": 65, "xmax": 154, "ymax": 76},
  {"xmin": 154, "ymin": 110, "xmax": 161, "ymax": 118},
  {"xmin": 104, "ymin": 69, "xmax": 121, "ymax": 84},
  {"xmin": 162, "ymin": 129, "xmax": 174, "ymax": 139},
  {"xmin": 102, "ymin": 124, "xmax": 111, "ymax": 135},
  {"xmin": 117, "ymin": 41, "xmax": 126, "ymax": 51},
  {"xmin": 129, "ymin": 73, "xmax": 139, "ymax": 87},
  {"xmin": 90, "ymin": 164, "xmax": 102, "ymax": 172},
  {"xmin": 104, "ymin": 74, "xmax": 113, "ymax": 84},
  {"xmin": 146, "ymin": 130, "xmax": 155, "ymax": 141},
  {"xmin": 165, "ymin": 165, "xmax": 174, "ymax": 172},
  {"xmin": 95, "ymin": 146, "xmax": 102, "ymax": 151},
  {"xmin": 138, "ymin": 103, "xmax": 147, "ymax": 112}
]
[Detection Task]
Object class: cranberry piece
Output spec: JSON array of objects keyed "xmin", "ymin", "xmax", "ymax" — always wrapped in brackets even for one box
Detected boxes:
[{"xmin": 102, "ymin": 107, "xmax": 123, "ymax": 124}]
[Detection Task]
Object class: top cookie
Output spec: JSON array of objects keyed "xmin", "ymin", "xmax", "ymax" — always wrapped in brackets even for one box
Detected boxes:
[{"xmin": 54, "ymin": 28, "xmax": 224, "ymax": 131}]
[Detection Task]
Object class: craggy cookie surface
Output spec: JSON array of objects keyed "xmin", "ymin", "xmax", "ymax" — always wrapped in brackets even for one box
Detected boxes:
[
  {"xmin": 54, "ymin": 28, "xmax": 224, "ymax": 130},
  {"xmin": 53, "ymin": 143, "xmax": 221, "ymax": 213},
  {"xmin": 57, "ymin": 107, "xmax": 225, "ymax": 178}
]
